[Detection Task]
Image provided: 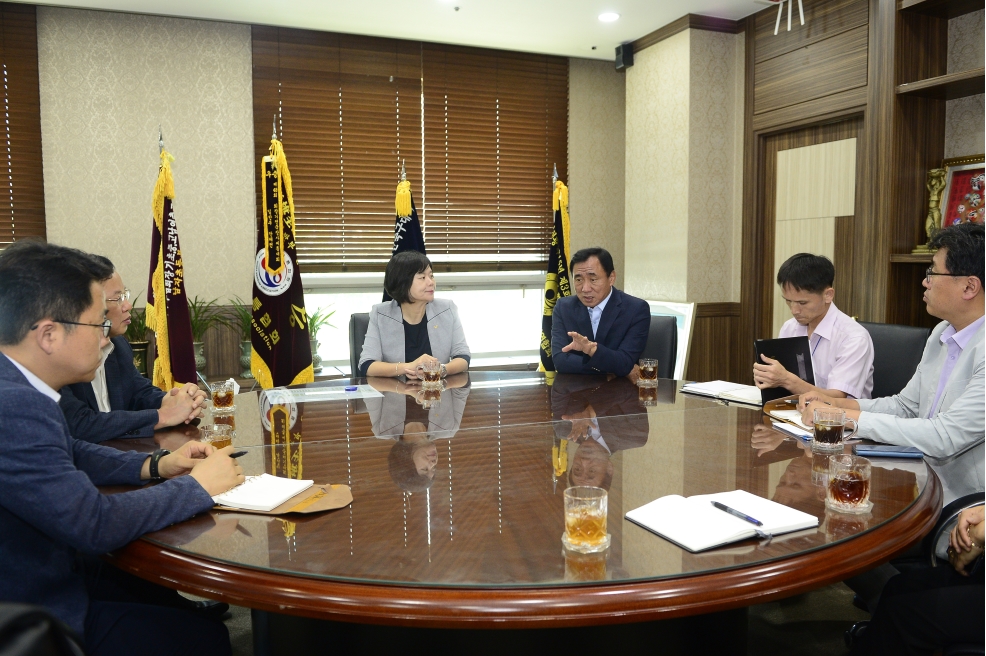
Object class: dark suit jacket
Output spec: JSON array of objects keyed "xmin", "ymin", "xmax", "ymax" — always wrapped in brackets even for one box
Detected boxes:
[
  {"xmin": 0, "ymin": 354, "xmax": 214, "ymax": 637},
  {"xmin": 550, "ymin": 287, "xmax": 650, "ymax": 377},
  {"xmin": 59, "ymin": 336, "xmax": 165, "ymax": 442}
]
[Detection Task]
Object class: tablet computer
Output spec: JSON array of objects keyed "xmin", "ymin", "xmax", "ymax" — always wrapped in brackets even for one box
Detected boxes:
[{"xmin": 754, "ymin": 336, "xmax": 815, "ymax": 404}]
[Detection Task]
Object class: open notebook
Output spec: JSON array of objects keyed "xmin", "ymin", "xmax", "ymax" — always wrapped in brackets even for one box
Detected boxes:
[
  {"xmin": 212, "ymin": 474, "xmax": 314, "ymax": 512},
  {"xmin": 625, "ymin": 489, "xmax": 818, "ymax": 552},
  {"xmin": 680, "ymin": 381, "xmax": 763, "ymax": 406}
]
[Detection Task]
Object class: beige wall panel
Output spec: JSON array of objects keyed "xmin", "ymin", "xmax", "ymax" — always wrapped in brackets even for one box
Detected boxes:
[
  {"xmin": 624, "ymin": 30, "xmax": 690, "ymax": 302},
  {"xmin": 772, "ymin": 216, "xmax": 836, "ymax": 336},
  {"xmin": 947, "ymin": 9, "xmax": 984, "ymax": 74},
  {"xmin": 687, "ymin": 30, "xmax": 744, "ymax": 303},
  {"xmin": 775, "ymin": 139, "xmax": 857, "ymax": 222},
  {"xmin": 731, "ymin": 32, "xmax": 746, "ymax": 304},
  {"xmin": 568, "ymin": 58, "xmax": 626, "ymax": 280},
  {"xmin": 38, "ymin": 8, "xmax": 256, "ymax": 305}
]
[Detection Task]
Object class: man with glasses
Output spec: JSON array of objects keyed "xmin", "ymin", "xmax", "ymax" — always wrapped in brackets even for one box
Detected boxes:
[
  {"xmin": 59, "ymin": 256, "xmax": 206, "ymax": 443},
  {"xmin": 799, "ymin": 222, "xmax": 984, "ymax": 506}
]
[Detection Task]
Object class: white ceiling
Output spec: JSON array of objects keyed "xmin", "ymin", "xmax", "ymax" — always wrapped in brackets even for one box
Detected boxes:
[{"xmin": 18, "ymin": 0, "xmax": 763, "ymax": 60}]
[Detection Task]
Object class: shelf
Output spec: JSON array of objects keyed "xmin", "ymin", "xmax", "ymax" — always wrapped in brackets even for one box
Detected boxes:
[
  {"xmin": 898, "ymin": 0, "xmax": 984, "ymax": 19},
  {"xmin": 890, "ymin": 253, "xmax": 934, "ymax": 263},
  {"xmin": 896, "ymin": 67, "xmax": 985, "ymax": 100}
]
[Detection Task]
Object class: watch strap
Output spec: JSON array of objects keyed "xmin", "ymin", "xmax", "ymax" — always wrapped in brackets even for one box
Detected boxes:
[{"xmin": 149, "ymin": 448, "xmax": 170, "ymax": 480}]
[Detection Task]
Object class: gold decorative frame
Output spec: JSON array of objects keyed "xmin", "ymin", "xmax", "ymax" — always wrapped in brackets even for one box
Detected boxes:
[{"xmin": 914, "ymin": 154, "xmax": 985, "ymax": 253}]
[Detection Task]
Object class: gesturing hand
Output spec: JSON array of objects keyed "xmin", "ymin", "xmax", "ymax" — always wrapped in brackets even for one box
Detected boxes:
[
  {"xmin": 562, "ymin": 331, "xmax": 597, "ymax": 357},
  {"xmin": 189, "ymin": 445, "xmax": 246, "ymax": 497}
]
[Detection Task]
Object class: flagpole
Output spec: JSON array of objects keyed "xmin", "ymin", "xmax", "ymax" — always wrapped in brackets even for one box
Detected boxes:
[
  {"xmin": 400, "ymin": 159, "xmax": 406, "ymax": 182},
  {"xmin": 158, "ymin": 126, "xmax": 164, "ymax": 154},
  {"xmin": 552, "ymin": 163, "xmax": 558, "ymax": 186}
]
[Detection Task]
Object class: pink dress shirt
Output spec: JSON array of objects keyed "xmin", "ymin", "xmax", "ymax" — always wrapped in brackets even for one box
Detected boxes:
[{"xmin": 778, "ymin": 302, "xmax": 874, "ymax": 399}]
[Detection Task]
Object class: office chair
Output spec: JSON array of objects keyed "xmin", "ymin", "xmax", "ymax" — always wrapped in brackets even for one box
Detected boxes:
[
  {"xmin": 640, "ymin": 315, "xmax": 677, "ymax": 379},
  {"xmin": 348, "ymin": 312, "xmax": 370, "ymax": 379},
  {"xmin": 0, "ymin": 603, "xmax": 84, "ymax": 656},
  {"xmin": 858, "ymin": 322, "xmax": 932, "ymax": 398}
]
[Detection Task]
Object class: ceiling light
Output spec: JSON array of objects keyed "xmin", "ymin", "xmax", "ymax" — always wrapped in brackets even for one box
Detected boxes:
[{"xmin": 598, "ymin": 12, "xmax": 620, "ymax": 22}]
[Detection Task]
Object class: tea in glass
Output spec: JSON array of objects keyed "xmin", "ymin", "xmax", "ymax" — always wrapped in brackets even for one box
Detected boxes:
[
  {"xmin": 638, "ymin": 385, "xmax": 658, "ymax": 406},
  {"xmin": 812, "ymin": 408, "xmax": 857, "ymax": 452},
  {"xmin": 562, "ymin": 486, "xmax": 611, "ymax": 553},
  {"xmin": 826, "ymin": 454, "xmax": 872, "ymax": 514},
  {"xmin": 211, "ymin": 380, "xmax": 235, "ymax": 412},
  {"xmin": 417, "ymin": 360, "xmax": 441, "ymax": 388},
  {"xmin": 563, "ymin": 548, "xmax": 608, "ymax": 582},
  {"xmin": 199, "ymin": 424, "xmax": 233, "ymax": 450},
  {"xmin": 638, "ymin": 358, "xmax": 658, "ymax": 386},
  {"xmin": 213, "ymin": 413, "xmax": 235, "ymax": 432}
]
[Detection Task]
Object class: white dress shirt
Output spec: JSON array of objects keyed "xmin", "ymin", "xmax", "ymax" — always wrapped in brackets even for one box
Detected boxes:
[
  {"xmin": 586, "ymin": 288, "xmax": 614, "ymax": 339},
  {"xmin": 2, "ymin": 353, "xmax": 61, "ymax": 402},
  {"xmin": 90, "ymin": 340, "xmax": 116, "ymax": 412}
]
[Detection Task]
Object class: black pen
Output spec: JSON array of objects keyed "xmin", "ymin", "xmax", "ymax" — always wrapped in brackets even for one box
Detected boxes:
[
  {"xmin": 229, "ymin": 451, "xmax": 248, "ymax": 458},
  {"xmin": 711, "ymin": 501, "xmax": 763, "ymax": 527}
]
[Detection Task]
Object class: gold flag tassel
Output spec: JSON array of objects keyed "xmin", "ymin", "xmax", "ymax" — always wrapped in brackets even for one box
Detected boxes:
[
  {"xmin": 395, "ymin": 179, "xmax": 413, "ymax": 219},
  {"xmin": 147, "ymin": 150, "xmax": 178, "ymax": 391},
  {"xmin": 553, "ymin": 180, "xmax": 572, "ymax": 256}
]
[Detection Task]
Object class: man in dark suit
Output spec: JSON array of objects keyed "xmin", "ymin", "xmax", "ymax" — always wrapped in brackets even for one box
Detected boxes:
[
  {"xmin": 551, "ymin": 247, "xmax": 650, "ymax": 376},
  {"xmin": 0, "ymin": 241, "xmax": 243, "ymax": 656},
  {"xmin": 59, "ymin": 256, "xmax": 206, "ymax": 442}
]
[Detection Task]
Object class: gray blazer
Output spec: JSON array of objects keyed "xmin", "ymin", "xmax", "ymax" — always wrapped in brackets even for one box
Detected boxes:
[
  {"xmin": 856, "ymin": 320, "xmax": 984, "ymax": 505},
  {"xmin": 358, "ymin": 298, "xmax": 470, "ymax": 372}
]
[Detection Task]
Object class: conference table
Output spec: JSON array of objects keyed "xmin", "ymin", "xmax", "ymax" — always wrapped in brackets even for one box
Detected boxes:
[{"xmin": 103, "ymin": 371, "xmax": 941, "ymax": 654}]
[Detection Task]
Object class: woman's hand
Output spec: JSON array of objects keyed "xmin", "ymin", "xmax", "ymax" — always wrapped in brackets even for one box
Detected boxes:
[{"xmin": 404, "ymin": 354, "xmax": 439, "ymax": 379}]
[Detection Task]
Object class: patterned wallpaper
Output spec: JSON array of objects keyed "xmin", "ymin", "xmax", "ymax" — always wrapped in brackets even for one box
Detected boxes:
[
  {"xmin": 944, "ymin": 10, "xmax": 985, "ymax": 159},
  {"xmin": 568, "ymin": 58, "xmax": 626, "ymax": 279},
  {"xmin": 947, "ymin": 9, "xmax": 984, "ymax": 74},
  {"xmin": 624, "ymin": 29, "xmax": 744, "ymax": 303},
  {"xmin": 38, "ymin": 7, "xmax": 256, "ymax": 305},
  {"xmin": 624, "ymin": 30, "xmax": 690, "ymax": 302}
]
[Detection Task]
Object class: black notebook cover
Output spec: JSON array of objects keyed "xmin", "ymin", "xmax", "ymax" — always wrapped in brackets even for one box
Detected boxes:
[{"xmin": 754, "ymin": 336, "xmax": 815, "ymax": 404}]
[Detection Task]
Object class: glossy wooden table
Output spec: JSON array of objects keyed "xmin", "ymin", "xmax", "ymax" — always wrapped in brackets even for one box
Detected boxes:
[{"xmin": 105, "ymin": 371, "xmax": 941, "ymax": 630}]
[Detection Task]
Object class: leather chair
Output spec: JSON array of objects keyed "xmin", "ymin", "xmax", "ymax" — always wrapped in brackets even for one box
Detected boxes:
[
  {"xmin": 0, "ymin": 603, "xmax": 84, "ymax": 656},
  {"xmin": 640, "ymin": 315, "xmax": 677, "ymax": 379},
  {"xmin": 348, "ymin": 312, "xmax": 370, "ymax": 378},
  {"xmin": 858, "ymin": 322, "xmax": 932, "ymax": 399}
]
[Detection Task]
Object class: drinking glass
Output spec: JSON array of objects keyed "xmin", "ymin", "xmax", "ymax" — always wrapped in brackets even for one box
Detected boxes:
[
  {"xmin": 417, "ymin": 360, "xmax": 442, "ymax": 389},
  {"xmin": 211, "ymin": 380, "xmax": 236, "ymax": 413},
  {"xmin": 826, "ymin": 454, "xmax": 872, "ymax": 514},
  {"xmin": 563, "ymin": 547, "xmax": 609, "ymax": 582},
  {"xmin": 562, "ymin": 486, "xmax": 611, "ymax": 553},
  {"xmin": 638, "ymin": 384, "xmax": 658, "ymax": 406},
  {"xmin": 637, "ymin": 358, "xmax": 658, "ymax": 386},
  {"xmin": 199, "ymin": 424, "xmax": 233, "ymax": 450},
  {"xmin": 812, "ymin": 407, "xmax": 857, "ymax": 452}
]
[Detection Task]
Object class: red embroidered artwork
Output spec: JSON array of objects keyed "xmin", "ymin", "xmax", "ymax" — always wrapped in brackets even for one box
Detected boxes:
[{"xmin": 943, "ymin": 167, "xmax": 985, "ymax": 226}]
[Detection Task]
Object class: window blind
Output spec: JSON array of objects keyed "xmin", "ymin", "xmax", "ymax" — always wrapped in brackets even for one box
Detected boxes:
[
  {"xmin": 252, "ymin": 27, "xmax": 567, "ymax": 273},
  {"xmin": 0, "ymin": 3, "xmax": 45, "ymax": 247}
]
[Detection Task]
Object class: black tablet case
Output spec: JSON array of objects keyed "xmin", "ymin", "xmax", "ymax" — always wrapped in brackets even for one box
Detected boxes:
[{"xmin": 754, "ymin": 336, "xmax": 815, "ymax": 404}]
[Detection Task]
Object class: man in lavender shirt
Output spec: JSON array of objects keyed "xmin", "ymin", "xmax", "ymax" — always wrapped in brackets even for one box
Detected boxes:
[
  {"xmin": 754, "ymin": 253, "xmax": 875, "ymax": 399},
  {"xmin": 799, "ymin": 222, "xmax": 984, "ymax": 506}
]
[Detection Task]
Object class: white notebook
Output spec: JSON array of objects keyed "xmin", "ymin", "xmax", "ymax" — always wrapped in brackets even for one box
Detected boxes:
[
  {"xmin": 625, "ymin": 489, "xmax": 818, "ymax": 553},
  {"xmin": 681, "ymin": 381, "xmax": 763, "ymax": 406},
  {"xmin": 767, "ymin": 408, "xmax": 812, "ymax": 431},
  {"xmin": 212, "ymin": 473, "xmax": 314, "ymax": 512}
]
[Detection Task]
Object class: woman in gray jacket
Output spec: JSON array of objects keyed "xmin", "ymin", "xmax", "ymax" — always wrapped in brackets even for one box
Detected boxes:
[{"xmin": 358, "ymin": 251, "xmax": 471, "ymax": 379}]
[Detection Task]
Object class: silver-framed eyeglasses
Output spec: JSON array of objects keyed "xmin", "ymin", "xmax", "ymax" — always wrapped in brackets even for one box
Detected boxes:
[
  {"xmin": 925, "ymin": 266, "xmax": 965, "ymax": 284},
  {"xmin": 107, "ymin": 289, "xmax": 131, "ymax": 306}
]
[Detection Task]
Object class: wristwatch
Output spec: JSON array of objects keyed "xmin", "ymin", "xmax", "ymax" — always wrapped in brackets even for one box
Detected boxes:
[
  {"xmin": 149, "ymin": 448, "xmax": 171, "ymax": 481},
  {"xmin": 439, "ymin": 363, "xmax": 448, "ymax": 378}
]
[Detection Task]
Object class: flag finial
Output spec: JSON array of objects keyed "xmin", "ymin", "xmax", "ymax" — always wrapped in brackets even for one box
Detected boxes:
[
  {"xmin": 552, "ymin": 163, "xmax": 558, "ymax": 185},
  {"xmin": 272, "ymin": 115, "xmax": 277, "ymax": 141},
  {"xmin": 158, "ymin": 126, "xmax": 164, "ymax": 154},
  {"xmin": 400, "ymin": 159, "xmax": 406, "ymax": 182}
]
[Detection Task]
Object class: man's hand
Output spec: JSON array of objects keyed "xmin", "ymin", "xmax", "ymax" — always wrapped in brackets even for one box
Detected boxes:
[
  {"xmin": 797, "ymin": 390, "xmax": 840, "ymax": 426},
  {"xmin": 156, "ymin": 440, "xmax": 215, "ymax": 478},
  {"xmin": 951, "ymin": 505, "xmax": 986, "ymax": 553},
  {"xmin": 753, "ymin": 354, "xmax": 791, "ymax": 389},
  {"xmin": 156, "ymin": 383, "xmax": 206, "ymax": 429},
  {"xmin": 189, "ymin": 445, "xmax": 246, "ymax": 496},
  {"xmin": 562, "ymin": 331, "xmax": 597, "ymax": 357},
  {"xmin": 626, "ymin": 365, "xmax": 641, "ymax": 384}
]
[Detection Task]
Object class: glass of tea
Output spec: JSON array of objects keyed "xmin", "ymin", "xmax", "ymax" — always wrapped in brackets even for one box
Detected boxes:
[
  {"xmin": 199, "ymin": 423, "xmax": 233, "ymax": 450},
  {"xmin": 417, "ymin": 359, "xmax": 442, "ymax": 389},
  {"xmin": 826, "ymin": 454, "xmax": 872, "ymax": 514},
  {"xmin": 563, "ymin": 547, "xmax": 609, "ymax": 582},
  {"xmin": 638, "ymin": 384, "xmax": 658, "ymax": 406},
  {"xmin": 211, "ymin": 380, "xmax": 236, "ymax": 413},
  {"xmin": 562, "ymin": 486, "xmax": 611, "ymax": 553},
  {"xmin": 811, "ymin": 407, "xmax": 857, "ymax": 452},
  {"xmin": 417, "ymin": 387, "xmax": 442, "ymax": 409},
  {"xmin": 637, "ymin": 358, "xmax": 658, "ymax": 386}
]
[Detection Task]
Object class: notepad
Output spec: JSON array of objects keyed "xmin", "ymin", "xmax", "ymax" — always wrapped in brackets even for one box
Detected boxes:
[
  {"xmin": 212, "ymin": 473, "xmax": 314, "ymax": 512},
  {"xmin": 681, "ymin": 381, "xmax": 763, "ymax": 406},
  {"xmin": 767, "ymin": 408, "xmax": 812, "ymax": 432},
  {"xmin": 625, "ymin": 489, "xmax": 818, "ymax": 553}
]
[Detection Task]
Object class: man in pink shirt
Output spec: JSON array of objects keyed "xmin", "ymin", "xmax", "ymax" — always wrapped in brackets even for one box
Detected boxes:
[{"xmin": 753, "ymin": 253, "xmax": 874, "ymax": 399}]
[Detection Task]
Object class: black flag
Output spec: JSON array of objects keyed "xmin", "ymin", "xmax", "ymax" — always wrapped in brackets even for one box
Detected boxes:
[{"xmin": 384, "ymin": 179, "xmax": 426, "ymax": 302}]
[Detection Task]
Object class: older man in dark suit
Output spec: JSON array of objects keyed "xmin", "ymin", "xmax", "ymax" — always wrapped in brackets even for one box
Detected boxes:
[
  {"xmin": 59, "ymin": 256, "xmax": 206, "ymax": 442},
  {"xmin": 551, "ymin": 247, "xmax": 651, "ymax": 377},
  {"xmin": 0, "ymin": 241, "xmax": 242, "ymax": 656}
]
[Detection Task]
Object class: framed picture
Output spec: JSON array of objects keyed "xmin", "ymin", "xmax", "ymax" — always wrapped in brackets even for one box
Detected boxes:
[
  {"xmin": 941, "ymin": 155, "xmax": 985, "ymax": 227},
  {"xmin": 644, "ymin": 301, "xmax": 695, "ymax": 380}
]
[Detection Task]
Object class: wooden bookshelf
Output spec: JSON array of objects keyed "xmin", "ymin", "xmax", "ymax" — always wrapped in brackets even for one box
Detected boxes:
[
  {"xmin": 898, "ymin": 0, "xmax": 984, "ymax": 19},
  {"xmin": 896, "ymin": 67, "xmax": 985, "ymax": 100},
  {"xmin": 890, "ymin": 253, "xmax": 934, "ymax": 263}
]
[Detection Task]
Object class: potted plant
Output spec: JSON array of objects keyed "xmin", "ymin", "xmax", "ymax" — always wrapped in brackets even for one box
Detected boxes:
[
  {"xmin": 187, "ymin": 296, "xmax": 230, "ymax": 374},
  {"xmin": 229, "ymin": 296, "xmax": 254, "ymax": 379},
  {"xmin": 124, "ymin": 293, "xmax": 149, "ymax": 378},
  {"xmin": 307, "ymin": 306, "xmax": 335, "ymax": 374}
]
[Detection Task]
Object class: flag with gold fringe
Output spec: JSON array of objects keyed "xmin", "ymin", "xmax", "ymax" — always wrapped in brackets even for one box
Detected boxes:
[
  {"xmin": 538, "ymin": 177, "xmax": 573, "ymax": 379},
  {"xmin": 260, "ymin": 389, "xmax": 304, "ymax": 552},
  {"xmin": 383, "ymin": 174, "xmax": 426, "ymax": 302},
  {"xmin": 251, "ymin": 136, "xmax": 314, "ymax": 389},
  {"xmin": 145, "ymin": 149, "xmax": 196, "ymax": 391}
]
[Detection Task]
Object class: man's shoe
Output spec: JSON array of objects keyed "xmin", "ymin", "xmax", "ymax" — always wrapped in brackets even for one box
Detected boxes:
[
  {"xmin": 844, "ymin": 620, "xmax": 869, "ymax": 649},
  {"xmin": 187, "ymin": 600, "xmax": 231, "ymax": 621}
]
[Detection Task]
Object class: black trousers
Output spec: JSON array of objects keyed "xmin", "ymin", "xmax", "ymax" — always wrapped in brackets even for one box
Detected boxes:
[
  {"xmin": 81, "ymin": 558, "xmax": 231, "ymax": 656},
  {"xmin": 851, "ymin": 564, "xmax": 984, "ymax": 656}
]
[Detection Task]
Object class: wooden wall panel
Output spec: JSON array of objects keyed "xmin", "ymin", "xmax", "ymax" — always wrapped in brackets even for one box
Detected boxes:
[
  {"xmin": 754, "ymin": 0, "xmax": 869, "ymax": 63},
  {"xmin": 834, "ymin": 216, "xmax": 855, "ymax": 316},
  {"xmin": 754, "ymin": 25, "xmax": 869, "ymax": 115},
  {"xmin": 687, "ymin": 303, "xmax": 743, "ymax": 384}
]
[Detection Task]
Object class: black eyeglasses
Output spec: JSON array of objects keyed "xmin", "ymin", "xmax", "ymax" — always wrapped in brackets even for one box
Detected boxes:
[
  {"xmin": 31, "ymin": 318, "xmax": 113, "ymax": 337},
  {"xmin": 925, "ymin": 266, "xmax": 966, "ymax": 284}
]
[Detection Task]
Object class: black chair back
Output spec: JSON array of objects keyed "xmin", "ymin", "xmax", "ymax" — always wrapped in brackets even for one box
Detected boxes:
[
  {"xmin": 640, "ymin": 315, "xmax": 677, "ymax": 379},
  {"xmin": 0, "ymin": 603, "xmax": 83, "ymax": 656},
  {"xmin": 348, "ymin": 312, "xmax": 370, "ymax": 378},
  {"xmin": 858, "ymin": 322, "xmax": 932, "ymax": 399}
]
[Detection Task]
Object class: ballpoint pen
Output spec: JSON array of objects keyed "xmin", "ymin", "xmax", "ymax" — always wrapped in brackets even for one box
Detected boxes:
[{"xmin": 711, "ymin": 501, "xmax": 763, "ymax": 526}]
